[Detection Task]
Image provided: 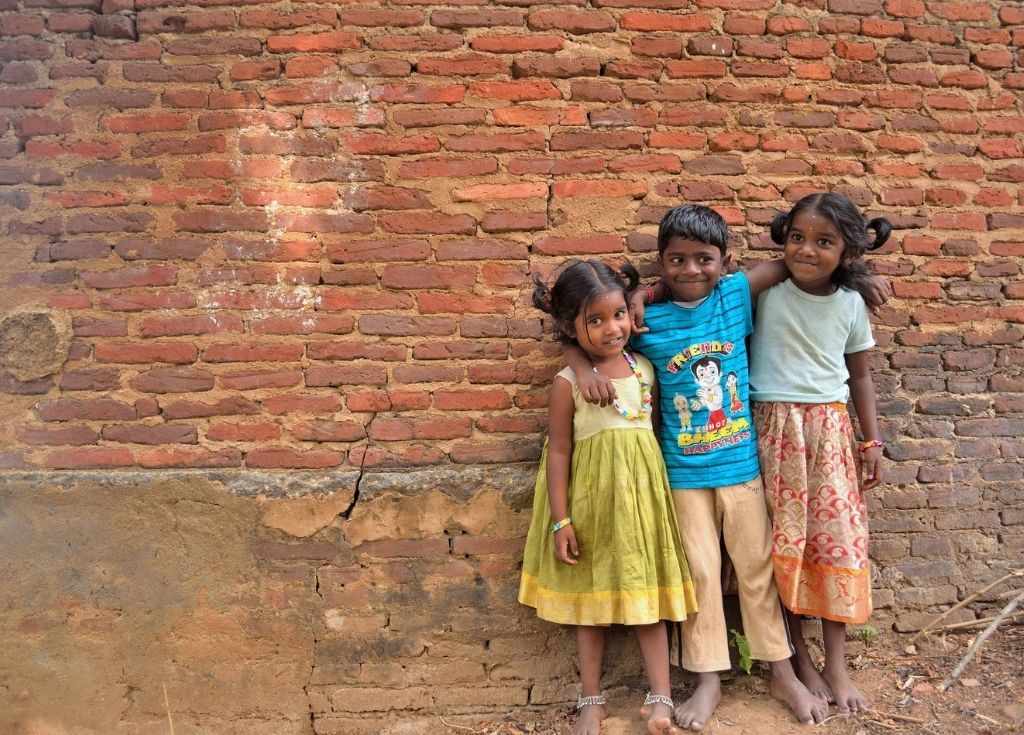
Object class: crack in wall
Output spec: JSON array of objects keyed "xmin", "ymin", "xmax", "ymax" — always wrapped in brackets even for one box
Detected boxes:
[{"xmin": 340, "ymin": 413, "xmax": 376, "ymax": 521}]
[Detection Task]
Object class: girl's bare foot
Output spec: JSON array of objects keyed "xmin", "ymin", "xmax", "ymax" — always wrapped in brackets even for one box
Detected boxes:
[
  {"xmin": 793, "ymin": 653, "xmax": 834, "ymax": 703},
  {"xmin": 673, "ymin": 673, "xmax": 721, "ymax": 732},
  {"xmin": 787, "ymin": 612, "xmax": 834, "ymax": 703},
  {"xmin": 823, "ymin": 664, "xmax": 868, "ymax": 714},
  {"xmin": 769, "ymin": 661, "xmax": 828, "ymax": 725},
  {"xmin": 573, "ymin": 702, "xmax": 606, "ymax": 735}
]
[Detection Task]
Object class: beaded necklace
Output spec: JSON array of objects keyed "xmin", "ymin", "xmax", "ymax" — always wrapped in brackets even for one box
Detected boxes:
[{"xmin": 610, "ymin": 350, "xmax": 653, "ymax": 420}]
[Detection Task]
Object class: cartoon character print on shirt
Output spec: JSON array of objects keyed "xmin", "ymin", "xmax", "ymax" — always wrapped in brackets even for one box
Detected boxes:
[
  {"xmin": 726, "ymin": 371, "xmax": 744, "ymax": 413},
  {"xmin": 689, "ymin": 356, "xmax": 727, "ymax": 432},
  {"xmin": 666, "ymin": 341, "xmax": 751, "ymax": 455},
  {"xmin": 673, "ymin": 393, "xmax": 692, "ymax": 432}
]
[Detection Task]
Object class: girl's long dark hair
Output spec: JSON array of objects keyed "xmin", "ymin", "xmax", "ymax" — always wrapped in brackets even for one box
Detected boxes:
[
  {"xmin": 532, "ymin": 259, "xmax": 640, "ymax": 344},
  {"xmin": 770, "ymin": 192, "xmax": 892, "ymax": 290}
]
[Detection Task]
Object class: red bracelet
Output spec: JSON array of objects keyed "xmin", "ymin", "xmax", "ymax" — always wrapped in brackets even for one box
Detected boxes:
[{"xmin": 858, "ymin": 439, "xmax": 883, "ymax": 453}]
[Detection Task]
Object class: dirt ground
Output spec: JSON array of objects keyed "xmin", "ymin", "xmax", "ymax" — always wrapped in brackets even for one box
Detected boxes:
[{"xmin": 437, "ymin": 624, "xmax": 1024, "ymax": 735}]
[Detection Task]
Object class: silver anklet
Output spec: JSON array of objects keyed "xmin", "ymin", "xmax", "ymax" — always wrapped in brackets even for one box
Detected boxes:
[
  {"xmin": 643, "ymin": 692, "xmax": 674, "ymax": 709},
  {"xmin": 576, "ymin": 694, "xmax": 607, "ymax": 710}
]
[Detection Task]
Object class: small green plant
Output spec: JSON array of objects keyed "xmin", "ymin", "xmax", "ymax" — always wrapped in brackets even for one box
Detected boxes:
[
  {"xmin": 729, "ymin": 628, "xmax": 753, "ymax": 674},
  {"xmin": 854, "ymin": 624, "xmax": 879, "ymax": 646}
]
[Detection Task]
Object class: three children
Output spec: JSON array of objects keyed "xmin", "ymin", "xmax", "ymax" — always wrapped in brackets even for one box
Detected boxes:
[{"xmin": 520, "ymin": 197, "xmax": 887, "ymax": 732}]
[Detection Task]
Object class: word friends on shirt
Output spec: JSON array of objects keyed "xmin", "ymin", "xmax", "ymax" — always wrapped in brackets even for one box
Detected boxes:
[{"xmin": 667, "ymin": 341, "xmax": 750, "ymax": 455}]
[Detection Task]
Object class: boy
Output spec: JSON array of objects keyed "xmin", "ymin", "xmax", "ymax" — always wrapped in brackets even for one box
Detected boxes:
[{"xmin": 569, "ymin": 205, "xmax": 827, "ymax": 730}]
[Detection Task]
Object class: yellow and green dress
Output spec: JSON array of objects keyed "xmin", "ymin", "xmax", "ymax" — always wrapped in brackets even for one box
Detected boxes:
[{"xmin": 519, "ymin": 355, "xmax": 698, "ymax": 626}]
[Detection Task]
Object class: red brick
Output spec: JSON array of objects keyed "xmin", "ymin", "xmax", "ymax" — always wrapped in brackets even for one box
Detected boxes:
[
  {"xmin": 95, "ymin": 342, "xmax": 198, "ymax": 365},
  {"xmin": 306, "ymin": 341, "xmax": 407, "ymax": 361},
  {"xmin": 417, "ymin": 293, "xmax": 514, "ymax": 314},
  {"xmin": 291, "ymin": 420, "xmax": 365, "ymax": 442},
  {"xmin": 527, "ymin": 8, "xmax": 615, "ymax": 34},
  {"xmin": 36, "ymin": 398, "xmax": 137, "ymax": 422},
  {"xmin": 469, "ymin": 80, "xmax": 560, "ymax": 101},
  {"xmin": 158, "ymin": 396, "xmax": 258, "ymax": 420},
  {"xmin": 620, "ymin": 11, "xmax": 712, "ymax": 31},
  {"xmin": 381, "ymin": 264, "xmax": 476, "ymax": 289},
  {"xmin": 359, "ymin": 315, "xmax": 457, "ymax": 337},
  {"xmin": 44, "ymin": 447, "xmax": 134, "ymax": 469},
  {"xmin": 131, "ymin": 367, "xmax": 214, "ymax": 394},
  {"xmin": 19, "ymin": 424, "xmax": 99, "ymax": 446},
  {"xmin": 471, "ymin": 34, "xmax": 563, "ymax": 53},
  {"xmin": 305, "ymin": 364, "xmax": 387, "ymax": 387},
  {"xmin": 221, "ymin": 369, "xmax": 303, "ymax": 391},
  {"xmin": 453, "ymin": 183, "xmax": 547, "ymax": 202},
  {"xmin": 393, "ymin": 108, "xmax": 485, "ymax": 128},
  {"xmin": 431, "ymin": 9, "xmax": 526, "ymax": 29},
  {"xmin": 251, "ymin": 315, "xmax": 354, "ymax": 335},
  {"xmin": 448, "ymin": 131, "xmax": 546, "ymax": 152},
  {"xmin": 346, "ymin": 390, "xmax": 391, "ymax": 412},
  {"xmin": 81, "ymin": 265, "xmax": 177, "ymax": 290},
  {"xmin": 434, "ymin": 388, "xmax": 512, "ymax": 410},
  {"xmin": 267, "ymin": 32, "xmax": 361, "ymax": 53},
  {"xmin": 665, "ymin": 59, "xmax": 727, "ymax": 78},
  {"xmin": 371, "ymin": 83, "xmax": 465, "ymax": 104},
  {"xmin": 207, "ymin": 421, "xmax": 282, "ymax": 442},
  {"xmin": 139, "ymin": 314, "xmax": 243, "ymax": 338},
  {"xmin": 534, "ymin": 234, "xmax": 623, "ymax": 255}
]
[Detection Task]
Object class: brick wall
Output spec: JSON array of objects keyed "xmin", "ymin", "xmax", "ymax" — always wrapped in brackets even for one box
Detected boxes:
[{"xmin": 1, "ymin": 0, "xmax": 1023, "ymax": 730}]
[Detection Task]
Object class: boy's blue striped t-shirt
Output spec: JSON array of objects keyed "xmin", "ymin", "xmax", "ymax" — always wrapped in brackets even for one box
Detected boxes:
[{"xmin": 630, "ymin": 272, "xmax": 760, "ymax": 490}]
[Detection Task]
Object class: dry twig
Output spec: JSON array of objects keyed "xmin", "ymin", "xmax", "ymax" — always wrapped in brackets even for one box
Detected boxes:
[
  {"xmin": 911, "ymin": 569, "xmax": 1023, "ymax": 643},
  {"xmin": 940, "ymin": 588, "xmax": 1024, "ymax": 691},
  {"xmin": 865, "ymin": 709, "xmax": 926, "ymax": 725},
  {"xmin": 163, "ymin": 683, "xmax": 175, "ymax": 735},
  {"xmin": 933, "ymin": 610, "xmax": 1024, "ymax": 632}
]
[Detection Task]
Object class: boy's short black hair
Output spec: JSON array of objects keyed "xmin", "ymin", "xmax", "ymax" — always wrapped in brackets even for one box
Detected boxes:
[{"xmin": 657, "ymin": 204, "xmax": 729, "ymax": 256}]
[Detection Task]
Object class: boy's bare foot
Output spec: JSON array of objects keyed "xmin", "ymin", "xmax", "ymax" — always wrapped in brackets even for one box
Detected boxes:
[
  {"xmin": 793, "ymin": 654, "xmax": 834, "ymax": 703},
  {"xmin": 673, "ymin": 673, "xmax": 720, "ymax": 732},
  {"xmin": 573, "ymin": 702, "xmax": 606, "ymax": 735},
  {"xmin": 769, "ymin": 663, "xmax": 828, "ymax": 725},
  {"xmin": 823, "ymin": 664, "xmax": 868, "ymax": 714},
  {"xmin": 645, "ymin": 700, "xmax": 678, "ymax": 735}
]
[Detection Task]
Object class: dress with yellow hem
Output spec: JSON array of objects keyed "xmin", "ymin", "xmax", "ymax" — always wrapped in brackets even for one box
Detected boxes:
[{"xmin": 518, "ymin": 356, "xmax": 698, "ymax": 626}]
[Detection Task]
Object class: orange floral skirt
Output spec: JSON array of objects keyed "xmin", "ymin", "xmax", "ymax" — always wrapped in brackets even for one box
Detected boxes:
[{"xmin": 753, "ymin": 401, "xmax": 872, "ymax": 625}]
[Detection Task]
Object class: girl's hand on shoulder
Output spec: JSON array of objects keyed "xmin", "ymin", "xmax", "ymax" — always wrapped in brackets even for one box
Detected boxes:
[
  {"xmin": 554, "ymin": 525, "xmax": 579, "ymax": 565},
  {"xmin": 862, "ymin": 275, "xmax": 892, "ymax": 313},
  {"xmin": 628, "ymin": 290, "xmax": 648, "ymax": 333},
  {"xmin": 577, "ymin": 368, "xmax": 616, "ymax": 406},
  {"xmin": 861, "ymin": 446, "xmax": 883, "ymax": 490}
]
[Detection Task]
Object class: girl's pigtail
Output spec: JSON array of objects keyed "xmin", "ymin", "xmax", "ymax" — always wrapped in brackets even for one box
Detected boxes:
[
  {"xmin": 865, "ymin": 217, "xmax": 892, "ymax": 251},
  {"xmin": 769, "ymin": 212, "xmax": 789, "ymax": 245},
  {"xmin": 532, "ymin": 275, "xmax": 554, "ymax": 314},
  {"xmin": 618, "ymin": 261, "xmax": 640, "ymax": 293}
]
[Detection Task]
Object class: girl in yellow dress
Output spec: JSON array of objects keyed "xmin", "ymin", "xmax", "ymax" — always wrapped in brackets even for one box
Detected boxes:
[{"xmin": 519, "ymin": 259, "xmax": 698, "ymax": 735}]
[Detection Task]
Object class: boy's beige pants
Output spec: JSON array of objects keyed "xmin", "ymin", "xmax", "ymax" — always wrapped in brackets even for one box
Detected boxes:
[{"xmin": 671, "ymin": 477, "xmax": 793, "ymax": 672}]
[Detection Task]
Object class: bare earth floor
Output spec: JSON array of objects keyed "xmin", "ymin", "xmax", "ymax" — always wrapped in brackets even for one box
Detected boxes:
[{"xmin": 433, "ymin": 626, "xmax": 1024, "ymax": 735}]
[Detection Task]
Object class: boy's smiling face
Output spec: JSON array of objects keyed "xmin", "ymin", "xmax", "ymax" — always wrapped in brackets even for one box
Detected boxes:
[{"xmin": 659, "ymin": 236, "xmax": 731, "ymax": 302}]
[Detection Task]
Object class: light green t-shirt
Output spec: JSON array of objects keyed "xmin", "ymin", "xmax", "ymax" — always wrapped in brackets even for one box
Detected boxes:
[{"xmin": 749, "ymin": 279, "xmax": 874, "ymax": 404}]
